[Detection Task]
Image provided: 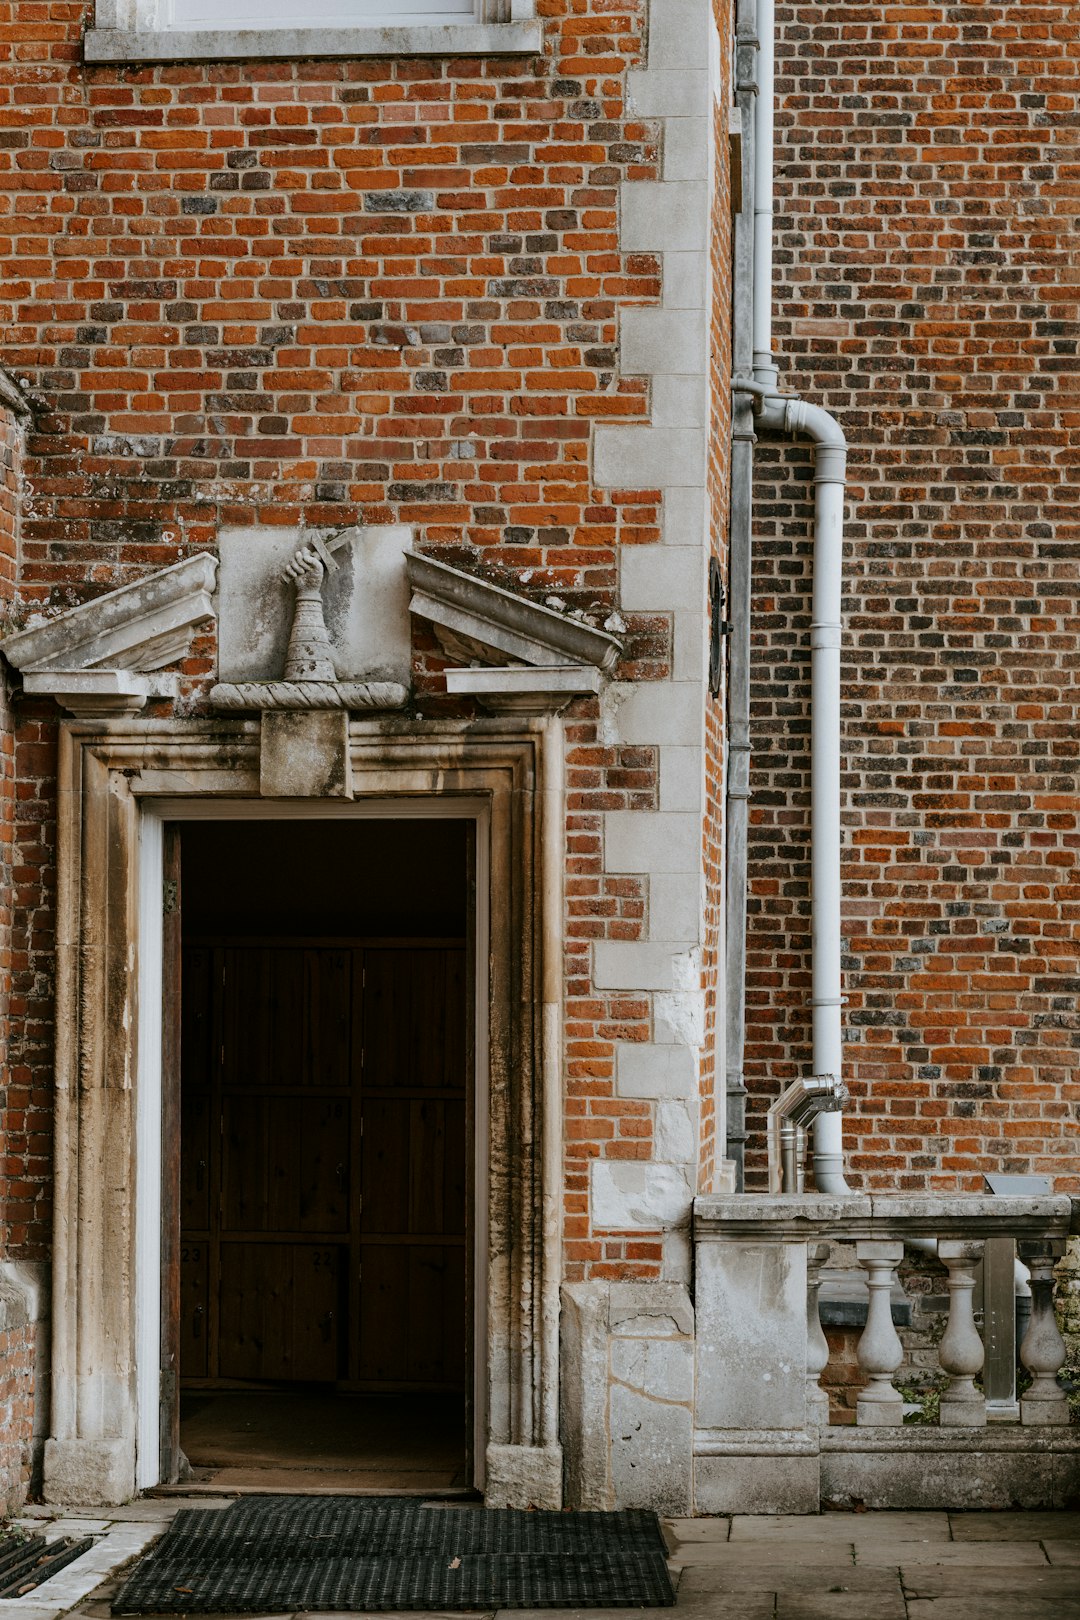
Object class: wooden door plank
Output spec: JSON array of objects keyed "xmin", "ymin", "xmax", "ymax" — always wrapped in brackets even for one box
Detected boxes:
[
  {"xmin": 179, "ymin": 1241, "xmax": 209, "ymax": 1380},
  {"xmin": 305, "ymin": 948, "xmax": 352, "ymax": 1088},
  {"xmin": 217, "ymin": 1242, "xmax": 342, "ymax": 1383},
  {"xmin": 358, "ymin": 947, "xmax": 469, "ymax": 1396},
  {"xmin": 207, "ymin": 947, "xmax": 224, "ymax": 1383},
  {"xmin": 348, "ymin": 948, "xmax": 364, "ymax": 1386},
  {"xmin": 180, "ymin": 1086, "xmax": 211, "ymax": 1234}
]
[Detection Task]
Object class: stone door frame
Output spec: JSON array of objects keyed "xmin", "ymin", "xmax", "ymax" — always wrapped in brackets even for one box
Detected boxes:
[{"xmin": 44, "ymin": 714, "xmax": 564, "ymax": 1507}]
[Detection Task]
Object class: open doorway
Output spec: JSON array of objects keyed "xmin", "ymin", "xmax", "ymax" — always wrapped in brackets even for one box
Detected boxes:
[{"xmin": 169, "ymin": 816, "xmax": 474, "ymax": 1493}]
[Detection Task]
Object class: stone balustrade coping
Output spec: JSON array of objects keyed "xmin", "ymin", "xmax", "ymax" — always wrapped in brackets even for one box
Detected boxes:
[{"xmin": 693, "ymin": 1193, "xmax": 1078, "ymax": 1244}]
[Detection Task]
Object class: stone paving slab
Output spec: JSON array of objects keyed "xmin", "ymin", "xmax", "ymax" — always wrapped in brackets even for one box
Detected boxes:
[
  {"xmin": 903, "ymin": 1568, "xmax": 1080, "ymax": 1599},
  {"xmin": 508, "ymin": 1611, "xmax": 682, "ymax": 1620},
  {"xmin": 651, "ymin": 1597, "xmax": 774, "ymax": 1620},
  {"xmin": 728, "ymin": 1512, "xmax": 951, "ymax": 1544},
  {"xmin": 855, "ymin": 1540, "xmax": 1050, "ymax": 1567},
  {"xmin": 777, "ymin": 1594, "xmax": 906, "ymax": 1620},
  {"xmin": 677, "ymin": 1564, "xmax": 900, "ymax": 1595},
  {"xmin": 1042, "ymin": 1538, "xmax": 1080, "ymax": 1564},
  {"xmin": 906, "ymin": 1602, "xmax": 1080, "ymax": 1620},
  {"xmin": 94, "ymin": 1502, "xmax": 236, "ymax": 1522},
  {"xmin": 667, "ymin": 1539, "xmax": 856, "ymax": 1567},
  {"xmin": 947, "ymin": 1511, "xmax": 1080, "ymax": 1541},
  {"xmin": 661, "ymin": 1518, "xmax": 731, "ymax": 1543}
]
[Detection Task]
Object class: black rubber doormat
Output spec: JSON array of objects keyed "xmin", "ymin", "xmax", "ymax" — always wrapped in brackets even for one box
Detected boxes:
[{"xmin": 111, "ymin": 1496, "xmax": 676, "ymax": 1612}]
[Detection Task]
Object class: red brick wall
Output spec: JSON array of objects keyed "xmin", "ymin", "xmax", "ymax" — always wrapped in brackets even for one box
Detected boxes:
[
  {"xmin": 0, "ymin": 5, "xmax": 701, "ymax": 1283},
  {"xmin": 743, "ymin": 2, "xmax": 1080, "ymax": 1190}
]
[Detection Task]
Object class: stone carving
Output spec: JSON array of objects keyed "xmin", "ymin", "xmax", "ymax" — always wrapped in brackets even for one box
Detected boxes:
[
  {"xmin": 210, "ymin": 535, "xmax": 407, "ymax": 713},
  {"xmin": 213, "ymin": 681, "xmax": 406, "ymax": 712},
  {"xmin": 0, "ymin": 553, "xmax": 217, "ymax": 715}
]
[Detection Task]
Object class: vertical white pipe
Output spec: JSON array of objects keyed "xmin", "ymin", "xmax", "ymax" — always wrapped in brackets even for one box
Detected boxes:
[
  {"xmin": 809, "ymin": 444, "xmax": 846, "ymax": 1187},
  {"xmin": 785, "ymin": 402, "xmax": 848, "ymax": 1191},
  {"xmin": 749, "ymin": 0, "xmax": 852, "ymax": 1193},
  {"xmin": 753, "ymin": 0, "xmax": 777, "ymax": 387}
]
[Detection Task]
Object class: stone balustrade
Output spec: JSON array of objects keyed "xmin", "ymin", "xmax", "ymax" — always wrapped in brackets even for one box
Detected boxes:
[
  {"xmin": 692, "ymin": 1194, "xmax": 1079, "ymax": 1513},
  {"xmin": 699, "ymin": 1194, "xmax": 1075, "ymax": 1432}
]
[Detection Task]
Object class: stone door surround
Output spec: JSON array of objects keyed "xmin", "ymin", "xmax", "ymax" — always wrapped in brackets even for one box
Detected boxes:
[{"xmin": 43, "ymin": 715, "xmax": 563, "ymax": 1508}]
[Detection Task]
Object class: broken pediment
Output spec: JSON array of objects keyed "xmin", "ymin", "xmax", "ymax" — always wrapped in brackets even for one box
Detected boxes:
[
  {"xmin": 0, "ymin": 554, "xmax": 218, "ymax": 715},
  {"xmin": 407, "ymin": 551, "xmax": 622, "ymax": 671},
  {"xmin": 406, "ymin": 551, "xmax": 621, "ymax": 712}
]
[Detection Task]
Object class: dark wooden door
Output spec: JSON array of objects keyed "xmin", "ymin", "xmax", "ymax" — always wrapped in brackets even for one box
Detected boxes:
[{"xmin": 179, "ymin": 942, "xmax": 468, "ymax": 1392}]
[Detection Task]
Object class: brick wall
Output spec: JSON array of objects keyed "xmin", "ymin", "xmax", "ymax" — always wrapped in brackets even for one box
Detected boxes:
[
  {"xmin": 743, "ymin": 1, "xmax": 1080, "ymax": 1190},
  {"xmin": 0, "ymin": 3, "xmax": 719, "ymax": 1283}
]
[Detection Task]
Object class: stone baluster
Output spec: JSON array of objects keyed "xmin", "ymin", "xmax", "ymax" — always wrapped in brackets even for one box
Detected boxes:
[
  {"xmin": 806, "ymin": 1242, "xmax": 832, "ymax": 1428},
  {"xmin": 855, "ymin": 1240, "xmax": 904, "ymax": 1425},
  {"xmin": 1017, "ymin": 1239, "xmax": 1069, "ymax": 1426},
  {"xmin": 937, "ymin": 1240, "xmax": 986, "ymax": 1426}
]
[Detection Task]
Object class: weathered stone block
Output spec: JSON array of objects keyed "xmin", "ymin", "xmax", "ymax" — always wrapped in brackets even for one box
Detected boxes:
[
  {"xmin": 695, "ymin": 1238, "xmax": 809, "ymax": 1432},
  {"xmin": 259, "ymin": 709, "xmax": 352, "ymax": 799},
  {"xmin": 820, "ymin": 1434, "xmax": 1061, "ymax": 1512},
  {"xmin": 561, "ymin": 1281, "xmax": 695, "ymax": 1514},
  {"xmin": 694, "ymin": 1450, "xmax": 820, "ymax": 1515},
  {"xmin": 42, "ymin": 1438, "xmax": 133, "ymax": 1507},
  {"xmin": 611, "ymin": 1380, "xmax": 693, "ymax": 1514},
  {"xmin": 484, "ymin": 1443, "xmax": 562, "ymax": 1510},
  {"xmin": 592, "ymin": 1161, "xmax": 693, "ymax": 1232},
  {"xmin": 218, "ymin": 524, "xmax": 412, "ymax": 684},
  {"xmin": 616, "ymin": 1042, "xmax": 695, "ymax": 1099},
  {"xmin": 560, "ymin": 1282, "xmax": 612, "ymax": 1509}
]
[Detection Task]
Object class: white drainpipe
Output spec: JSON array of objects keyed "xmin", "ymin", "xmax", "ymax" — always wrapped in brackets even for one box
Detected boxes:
[
  {"xmin": 751, "ymin": 0, "xmax": 777, "ymax": 393},
  {"xmin": 742, "ymin": 0, "xmax": 852, "ymax": 1194}
]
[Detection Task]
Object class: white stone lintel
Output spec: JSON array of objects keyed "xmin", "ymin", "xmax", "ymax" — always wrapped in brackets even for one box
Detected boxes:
[{"xmin": 83, "ymin": 21, "xmax": 543, "ymax": 62}]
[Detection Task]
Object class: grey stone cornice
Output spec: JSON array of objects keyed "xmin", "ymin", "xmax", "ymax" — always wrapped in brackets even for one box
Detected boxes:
[
  {"xmin": 406, "ymin": 551, "xmax": 622, "ymax": 673},
  {"xmin": 1, "ymin": 553, "xmax": 218, "ymax": 676},
  {"xmin": 444, "ymin": 663, "xmax": 601, "ymax": 714}
]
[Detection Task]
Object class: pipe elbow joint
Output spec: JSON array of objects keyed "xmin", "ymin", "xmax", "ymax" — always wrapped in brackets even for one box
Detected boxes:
[
  {"xmin": 784, "ymin": 397, "xmax": 847, "ymax": 451},
  {"xmin": 785, "ymin": 400, "xmax": 848, "ymax": 486}
]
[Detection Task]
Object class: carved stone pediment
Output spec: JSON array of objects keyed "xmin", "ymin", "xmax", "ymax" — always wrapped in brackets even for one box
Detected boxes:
[
  {"xmin": 406, "ymin": 551, "xmax": 621, "ymax": 712},
  {"xmin": 407, "ymin": 551, "xmax": 622, "ymax": 671},
  {"xmin": 0, "ymin": 554, "xmax": 218, "ymax": 715},
  {"xmin": 209, "ymin": 526, "xmax": 408, "ymax": 715}
]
